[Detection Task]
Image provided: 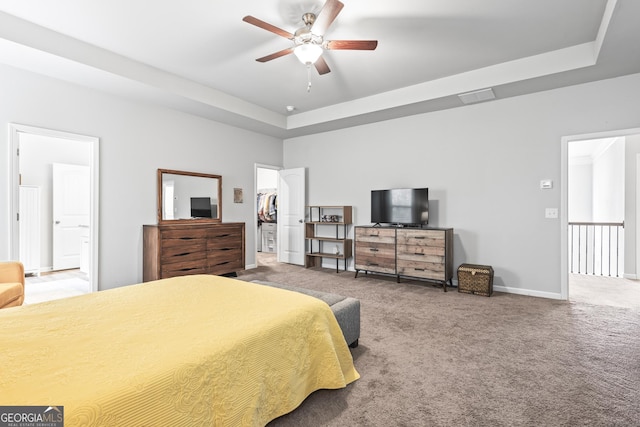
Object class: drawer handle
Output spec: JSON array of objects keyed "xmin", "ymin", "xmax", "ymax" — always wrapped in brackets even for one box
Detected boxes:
[
  {"xmin": 414, "ymin": 236, "xmax": 425, "ymax": 240},
  {"xmin": 369, "ymin": 248, "xmax": 379, "ymax": 252},
  {"xmin": 414, "ymin": 268, "xmax": 425, "ymax": 271},
  {"xmin": 217, "ymin": 234, "xmax": 231, "ymax": 238},
  {"xmin": 414, "ymin": 252, "xmax": 424, "ymax": 256},
  {"xmin": 220, "ymin": 248, "xmax": 232, "ymax": 251},
  {"xmin": 176, "ymin": 252, "xmax": 192, "ymax": 257},
  {"xmin": 368, "ymin": 263, "xmax": 379, "ymax": 266},
  {"xmin": 179, "ymin": 237, "xmax": 197, "ymax": 240},
  {"xmin": 179, "ymin": 267, "xmax": 198, "ymax": 272},
  {"xmin": 368, "ymin": 234, "xmax": 379, "ymax": 237}
]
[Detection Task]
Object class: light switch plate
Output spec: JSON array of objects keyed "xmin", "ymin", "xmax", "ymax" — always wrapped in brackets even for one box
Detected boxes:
[
  {"xmin": 545, "ymin": 208, "xmax": 558, "ymax": 219},
  {"xmin": 540, "ymin": 179, "xmax": 553, "ymax": 189}
]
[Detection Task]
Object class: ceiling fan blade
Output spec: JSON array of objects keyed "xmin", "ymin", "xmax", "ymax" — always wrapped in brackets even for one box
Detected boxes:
[
  {"xmin": 242, "ymin": 16, "xmax": 294, "ymax": 39},
  {"xmin": 314, "ymin": 56, "xmax": 331, "ymax": 75},
  {"xmin": 325, "ymin": 40, "xmax": 378, "ymax": 50},
  {"xmin": 311, "ymin": 0, "xmax": 344, "ymax": 36},
  {"xmin": 256, "ymin": 48, "xmax": 294, "ymax": 63}
]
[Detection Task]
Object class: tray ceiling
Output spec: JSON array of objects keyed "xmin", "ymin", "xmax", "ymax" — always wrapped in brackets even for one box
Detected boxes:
[{"xmin": 0, "ymin": 0, "xmax": 638, "ymax": 138}]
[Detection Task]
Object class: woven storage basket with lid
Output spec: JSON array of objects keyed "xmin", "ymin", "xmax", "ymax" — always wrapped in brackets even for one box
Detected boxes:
[{"xmin": 457, "ymin": 264, "xmax": 493, "ymax": 297}]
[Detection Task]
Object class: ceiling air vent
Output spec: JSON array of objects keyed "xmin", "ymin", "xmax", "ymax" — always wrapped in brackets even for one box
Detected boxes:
[{"xmin": 458, "ymin": 88, "xmax": 495, "ymax": 105}]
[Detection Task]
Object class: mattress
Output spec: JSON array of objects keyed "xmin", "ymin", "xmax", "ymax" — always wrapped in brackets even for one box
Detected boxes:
[{"xmin": 0, "ymin": 275, "xmax": 359, "ymax": 426}]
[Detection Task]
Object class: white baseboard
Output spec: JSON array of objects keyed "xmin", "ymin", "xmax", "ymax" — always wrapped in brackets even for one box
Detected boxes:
[
  {"xmin": 492, "ymin": 285, "xmax": 564, "ymax": 300},
  {"xmin": 623, "ymin": 273, "xmax": 638, "ymax": 280},
  {"xmin": 245, "ymin": 263, "xmax": 257, "ymax": 270}
]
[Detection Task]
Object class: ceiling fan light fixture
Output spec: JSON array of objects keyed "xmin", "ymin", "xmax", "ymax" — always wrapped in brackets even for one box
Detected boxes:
[{"xmin": 294, "ymin": 43, "xmax": 323, "ymax": 65}]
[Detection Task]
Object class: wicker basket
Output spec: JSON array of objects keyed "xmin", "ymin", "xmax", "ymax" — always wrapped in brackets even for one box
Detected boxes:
[{"xmin": 457, "ymin": 264, "xmax": 494, "ymax": 297}]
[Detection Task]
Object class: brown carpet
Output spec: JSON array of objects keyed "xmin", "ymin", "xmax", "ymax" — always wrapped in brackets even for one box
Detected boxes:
[{"xmin": 237, "ymin": 256, "xmax": 640, "ymax": 427}]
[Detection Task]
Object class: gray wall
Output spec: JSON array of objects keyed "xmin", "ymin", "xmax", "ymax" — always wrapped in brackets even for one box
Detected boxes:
[
  {"xmin": 2, "ymin": 59, "xmax": 639, "ymax": 297},
  {"xmin": 283, "ymin": 72, "xmax": 640, "ymax": 298},
  {"xmin": 0, "ymin": 63, "xmax": 283, "ymax": 290}
]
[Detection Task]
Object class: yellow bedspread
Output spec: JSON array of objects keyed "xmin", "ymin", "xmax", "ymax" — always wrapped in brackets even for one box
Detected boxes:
[{"xmin": 0, "ymin": 275, "xmax": 359, "ymax": 426}]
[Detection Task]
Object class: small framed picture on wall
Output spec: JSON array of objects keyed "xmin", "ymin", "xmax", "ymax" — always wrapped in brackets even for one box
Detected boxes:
[{"xmin": 234, "ymin": 188, "xmax": 243, "ymax": 203}]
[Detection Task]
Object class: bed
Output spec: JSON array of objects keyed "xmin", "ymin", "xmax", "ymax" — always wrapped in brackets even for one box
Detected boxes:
[{"xmin": 0, "ymin": 275, "xmax": 359, "ymax": 426}]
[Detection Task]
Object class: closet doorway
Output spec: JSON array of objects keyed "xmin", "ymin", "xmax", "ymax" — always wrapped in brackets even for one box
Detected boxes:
[{"xmin": 255, "ymin": 164, "xmax": 280, "ymax": 267}]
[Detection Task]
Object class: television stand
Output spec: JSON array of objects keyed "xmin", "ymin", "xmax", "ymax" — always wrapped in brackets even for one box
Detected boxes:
[{"xmin": 354, "ymin": 225, "xmax": 454, "ymax": 291}]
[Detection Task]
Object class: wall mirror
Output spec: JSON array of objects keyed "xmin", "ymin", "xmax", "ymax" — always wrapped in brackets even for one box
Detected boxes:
[{"xmin": 158, "ymin": 169, "xmax": 222, "ymax": 224}]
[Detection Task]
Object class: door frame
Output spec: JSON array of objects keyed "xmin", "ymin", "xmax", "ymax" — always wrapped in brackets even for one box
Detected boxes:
[
  {"xmin": 254, "ymin": 163, "xmax": 281, "ymax": 269},
  {"xmin": 9, "ymin": 123, "xmax": 100, "ymax": 292},
  {"xmin": 561, "ymin": 126, "xmax": 640, "ymax": 300}
]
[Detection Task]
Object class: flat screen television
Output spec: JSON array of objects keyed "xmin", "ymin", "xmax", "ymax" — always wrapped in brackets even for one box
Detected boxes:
[
  {"xmin": 371, "ymin": 188, "xmax": 429, "ymax": 226},
  {"xmin": 190, "ymin": 197, "xmax": 212, "ymax": 218}
]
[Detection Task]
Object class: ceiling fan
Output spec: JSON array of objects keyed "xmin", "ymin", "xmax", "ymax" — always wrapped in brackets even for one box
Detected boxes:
[{"xmin": 242, "ymin": 0, "xmax": 378, "ymax": 76}]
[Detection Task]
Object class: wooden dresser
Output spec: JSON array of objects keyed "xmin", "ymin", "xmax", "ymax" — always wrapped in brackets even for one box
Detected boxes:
[
  {"xmin": 354, "ymin": 226, "xmax": 453, "ymax": 290},
  {"xmin": 143, "ymin": 222, "xmax": 245, "ymax": 282},
  {"xmin": 353, "ymin": 227, "xmax": 396, "ymax": 274}
]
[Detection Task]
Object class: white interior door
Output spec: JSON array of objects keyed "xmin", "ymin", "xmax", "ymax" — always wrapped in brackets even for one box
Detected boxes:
[
  {"xmin": 53, "ymin": 163, "xmax": 90, "ymax": 271},
  {"xmin": 278, "ymin": 168, "xmax": 306, "ymax": 265}
]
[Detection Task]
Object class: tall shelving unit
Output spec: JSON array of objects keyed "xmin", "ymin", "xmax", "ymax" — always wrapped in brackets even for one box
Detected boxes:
[{"xmin": 305, "ymin": 206, "xmax": 352, "ymax": 272}]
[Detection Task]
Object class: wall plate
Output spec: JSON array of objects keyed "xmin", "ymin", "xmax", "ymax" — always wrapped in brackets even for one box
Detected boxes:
[{"xmin": 540, "ymin": 179, "xmax": 553, "ymax": 189}]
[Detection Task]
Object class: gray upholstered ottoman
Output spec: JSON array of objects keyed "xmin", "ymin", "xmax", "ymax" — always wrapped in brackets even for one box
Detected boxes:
[{"xmin": 251, "ymin": 280, "xmax": 360, "ymax": 348}]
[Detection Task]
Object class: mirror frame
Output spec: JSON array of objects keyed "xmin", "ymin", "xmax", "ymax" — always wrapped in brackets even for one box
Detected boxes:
[{"xmin": 157, "ymin": 168, "xmax": 222, "ymax": 224}]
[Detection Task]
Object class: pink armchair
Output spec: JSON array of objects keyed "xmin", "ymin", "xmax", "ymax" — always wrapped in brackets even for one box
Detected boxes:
[{"xmin": 0, "ymin": 261, "xmax": 25, "ymax": 309}]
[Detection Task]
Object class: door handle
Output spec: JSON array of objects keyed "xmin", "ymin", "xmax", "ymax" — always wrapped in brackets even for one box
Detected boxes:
[
  {"xmin": 299, "ymin": 219, "xmax": 304, "ymax": 223},
  {"xmin": 55, "ymin": 221, "xmax": 61, "ymax": 225}
]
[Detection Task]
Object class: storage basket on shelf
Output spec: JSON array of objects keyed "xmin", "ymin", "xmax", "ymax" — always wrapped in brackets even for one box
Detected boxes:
[{"xmin": 457, "ymin": 264, "xmax": 494, "ymax": 297}]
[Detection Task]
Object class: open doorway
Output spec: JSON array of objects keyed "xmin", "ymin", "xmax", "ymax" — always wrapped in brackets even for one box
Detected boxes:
[
  {"xmin": 9, "ymin": 124, "xmax": 99, "ymax": 302},
  {"xmin": 562, "ymin": 129, "xmax": 640, "ymax": 308},
  {"xmin": 255, "ymin": 164, "xmax": 280, "ymax": 267}
]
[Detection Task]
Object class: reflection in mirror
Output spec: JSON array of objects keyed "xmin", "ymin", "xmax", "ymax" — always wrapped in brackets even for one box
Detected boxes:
[{"xmin": 158, "ymin": 169, "xmax": 222, "ymax": 223}]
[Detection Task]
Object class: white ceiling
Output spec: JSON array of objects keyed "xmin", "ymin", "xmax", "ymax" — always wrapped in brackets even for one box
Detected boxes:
[{"xmin": 0, "ymin": 0, "xmax": 638, "ymax": 138}]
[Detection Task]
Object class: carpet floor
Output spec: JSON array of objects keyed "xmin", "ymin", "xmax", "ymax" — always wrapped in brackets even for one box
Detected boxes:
[{"xmin": 238, "ymin": 256, "xmax": 640, "ymax": 427}]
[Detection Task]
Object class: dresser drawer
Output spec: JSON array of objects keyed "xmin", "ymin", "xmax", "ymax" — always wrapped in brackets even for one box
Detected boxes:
[
  {"xmin": 396, "ymin": 244, "xmax": 444, "ymax": 260},
  {"xmin": 356, "ymin": 241, "xmax": 396, "ymax": 258},
  {"xmin": 208, "ymin": 235, "xmax": 242, "ymax": 250},
  {"xmin": 161, "ymin": 242, "xmax": 207, "ymax": 264},
  {"xmin": 208, "ymin": 224, "xmax": 243, "ymax": 239},
  {"xmin": 208, "ymin": 225, "xmax": 243, "ymax": 249},
  {"xmin": 161, "ymin": 227, "xmax": 207, "ymax": 242},
  {"xmin": 161, "ymin": 259, "xmax": 208, "ymax": 278},
  {"xmin": 355, "ymin": 248, "xmax": 395, "ymax": 273},
  {"xmin": 396, "ymin": 229, "xmax": 445, "ymax": 247},
  {"xmin": 208, "ymin": 248, "xmax": 243, "ymax": 274},
  {"xmin": 397, "ymin": 260, "xmax": 445, "ymax": 281},
  {"xmin": 355, "ymin": 257, "xmax": 396, "ymax": 274},
  {"xmin": 261, "ymin": 222, "xmax": 277, "ymax": 231},
  {"xmin": 207, "ymin": 247, "xmax": 242, "ymax": 261},
  {"xmin": 355, "ymin": 227, "xmax": 395, "ymax": 244}
]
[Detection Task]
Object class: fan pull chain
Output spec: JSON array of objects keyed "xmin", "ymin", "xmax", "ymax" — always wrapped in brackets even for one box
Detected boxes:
[{"xmin": 306, "ymin": 65, "xmax": 312, "ymax": 92}]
